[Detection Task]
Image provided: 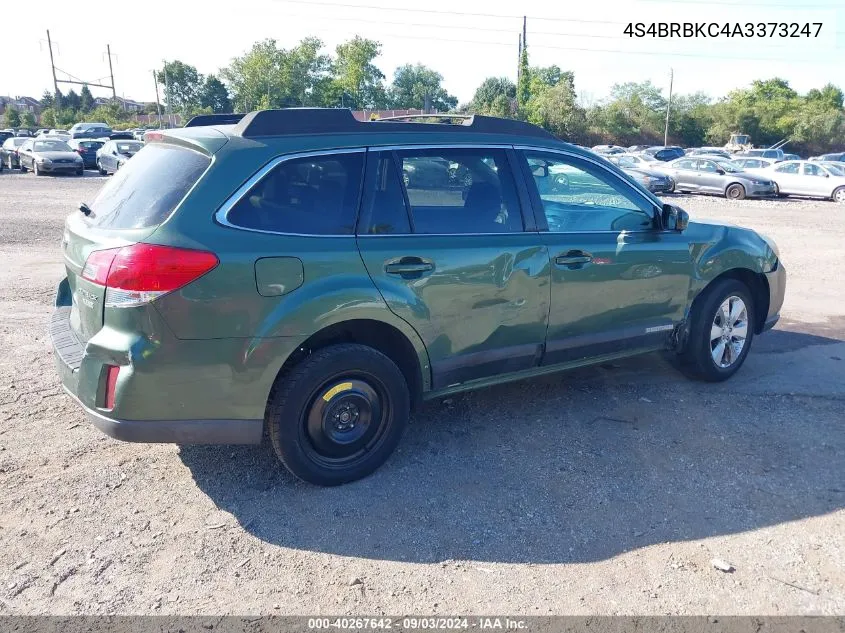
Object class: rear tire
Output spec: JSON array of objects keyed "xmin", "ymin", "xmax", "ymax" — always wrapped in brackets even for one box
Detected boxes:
[
  {"xmin": 726, "ymin": 183, "xmax": 746, "ymax": 200},
  {"xmin": 833, "ymin": 186, "xmax": 845, "ymax": 204},
  {"xmin": 266, "ymin": 343, "xmax": 410, "ymax": 486},
  {"xmin": 97, "ymin": 160, "xmax": 107, "ymax": 176},
  {"xmin": 20, "ymin": 161, "xmax": 27, "ymax": 173},
  {"xmin": 676, "ymin": 279, "xmax": 755, "ymax": 382}
]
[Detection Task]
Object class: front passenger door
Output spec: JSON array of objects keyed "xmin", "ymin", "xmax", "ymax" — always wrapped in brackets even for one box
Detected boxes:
[{"xmin": 519, "ymin": 150, "xmax": 692, "ymax": 365}]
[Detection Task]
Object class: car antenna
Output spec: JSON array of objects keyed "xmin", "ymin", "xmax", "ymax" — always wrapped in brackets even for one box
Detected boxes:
[{"xmin": 79, "ymin": 202, "xmax": 92, "ymax": 216}]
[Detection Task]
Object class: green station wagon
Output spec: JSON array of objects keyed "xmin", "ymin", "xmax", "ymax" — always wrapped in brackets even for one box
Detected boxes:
[{"xmin": 51, "ymin": 109, "xmax": 785, "ymax": 485}]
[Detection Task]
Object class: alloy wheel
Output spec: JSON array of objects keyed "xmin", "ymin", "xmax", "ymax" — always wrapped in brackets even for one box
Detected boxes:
[{"xmin": 710, "ymin": 296, "xmax": 749, "ymax": 368}]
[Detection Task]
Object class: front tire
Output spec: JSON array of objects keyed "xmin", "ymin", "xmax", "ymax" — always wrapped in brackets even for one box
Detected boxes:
[
  {"xmin": 97, "ymin": 160, "xmax": 107, "ymax": 176},
  {"xmin": 726, "ymin": 183, "xmax": 746, "ymax": 200},
  {"xmin": 33, "ymin": 162, "xmax": 41, "ymax": 176},
  {"xmin": 677, "ymin": 279, "xmax": 755, "ymax": 382},
  {"xmin": 267, "ymin": 344, "xmax": 410, "ymax": 486},
  {"xmin": 833, "ymin": 186, "xmax": 845, "ymax": 204}
]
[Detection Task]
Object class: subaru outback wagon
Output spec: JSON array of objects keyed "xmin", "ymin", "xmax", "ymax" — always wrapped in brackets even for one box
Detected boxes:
[{"xmin": 51, "ymin": 109, "xmax": 785, "ymax": 486}]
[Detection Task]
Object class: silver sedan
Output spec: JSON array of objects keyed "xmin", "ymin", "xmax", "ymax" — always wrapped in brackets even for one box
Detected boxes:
[
  {"xmin": 658, "ymin": 157, "xmax": 777, "ymax": 199},
  {"xmin": 761, "ymin": 160, "xmax": 845, "ymax": 203}
]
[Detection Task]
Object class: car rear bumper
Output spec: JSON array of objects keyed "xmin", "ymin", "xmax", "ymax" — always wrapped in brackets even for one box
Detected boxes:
[{"xmin": 49, "ymin": 300, "xmax": 291, "ymax": 445}]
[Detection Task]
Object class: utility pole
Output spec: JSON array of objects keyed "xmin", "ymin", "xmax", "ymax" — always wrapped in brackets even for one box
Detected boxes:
[
  {"xmin": 152, "ymin": 70, "xmax": 163, "ymax": 128},
  {"xmin": 664, "ymin": 67, "xmax": 674, "ymax": 147},
  {"xmin": 517, "ymin": 34, "xmax": 522, "ymax": 84},
  {"xmin": 523, "ymin": 15, "xmax": 527, "ymax": 50},
  {"xmin": 106, "ymin": 44, "xmax": 116, "ymax": 100},
  {"xmin": 46, "ymin": 30, "xmax": 60, "ymax": 103}
]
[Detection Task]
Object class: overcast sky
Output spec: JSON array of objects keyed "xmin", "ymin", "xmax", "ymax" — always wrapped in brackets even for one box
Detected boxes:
[{"xmin": 2, "ymin": 0, "xmax": 842, "ymax": 106}]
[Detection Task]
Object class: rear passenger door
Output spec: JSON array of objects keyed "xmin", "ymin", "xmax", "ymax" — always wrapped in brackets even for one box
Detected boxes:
[
  {"xmin": 670, "ymin": 159, "xmax": 699, "ymax": 190},
  {"xmin": 356, "ymin": 147, "xmax": 550, "ymax": 389}
]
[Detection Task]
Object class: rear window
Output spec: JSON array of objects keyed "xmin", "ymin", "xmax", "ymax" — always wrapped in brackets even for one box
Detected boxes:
[
  {"xmin": 86, "ymin": 144, "xmax": 210, "ymax": 229},
  {"xmin": 224, "ymin": 152, "xmax": 365, "ymax": 235}
]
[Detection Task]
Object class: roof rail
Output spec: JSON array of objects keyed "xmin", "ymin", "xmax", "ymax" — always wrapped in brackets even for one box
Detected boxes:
[
  {"xmin": 232, "ymin": 108, "xmax": 554, "ymax": 140},
  {"xmin": 184, "ymin": 113, "xmax": 247, "ymax": 128}
]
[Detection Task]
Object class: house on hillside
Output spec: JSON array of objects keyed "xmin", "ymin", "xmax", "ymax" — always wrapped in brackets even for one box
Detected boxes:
[{"xmin": 0, "ymin": 96, "xmax": 41, "ymax": 116}]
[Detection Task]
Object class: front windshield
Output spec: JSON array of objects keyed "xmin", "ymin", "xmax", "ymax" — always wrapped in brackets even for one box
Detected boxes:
[
  {"xmin": 33, "ymin": 140, "xmax": 72, "ymax": 152},
  {"xmin": 824, "ymin": 163, "xmax": 845, "ymax": 177},
  {"xmin": 732, "ymin": 135, "xmax": 749, "ymax": 145}
]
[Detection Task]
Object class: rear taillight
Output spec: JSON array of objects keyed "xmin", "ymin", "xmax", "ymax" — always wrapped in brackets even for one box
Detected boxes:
[{"xmin": 81, "ymin": 244, "xmax": 218, "ymax": 308}]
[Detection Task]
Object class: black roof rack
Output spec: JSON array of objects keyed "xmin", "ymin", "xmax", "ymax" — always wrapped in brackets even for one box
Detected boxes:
[
  {"xmin": 185, "ymin": 113, "xmax": 247, "ymax": 128},
  {"xmin": 232, "ymin": 108, "xmax": 554, "ymax": 140}
]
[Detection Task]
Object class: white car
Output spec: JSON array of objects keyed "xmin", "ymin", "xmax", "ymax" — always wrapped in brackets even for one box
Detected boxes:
[
  {"xmin": 764, "ymin": 160, "xmax": 845, "ymax": 202},
  {"xmin": 731, "ymin": 157, "xmax": 778, "ymax": 175}
]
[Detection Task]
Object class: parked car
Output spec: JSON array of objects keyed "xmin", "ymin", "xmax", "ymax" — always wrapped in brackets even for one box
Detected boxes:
[
  {"xmin": 69, "ymin": 122, "xmax": 113, "ymax": 139},
  {"xmin": 0, "ymin": 130, "xmax": 13, "ymax": 145},
  {"xmin": 96, "ymin": 140, "xmax": 144, "ymax": 174},
  {"xmin": 17, "ymin": 138, "xmax": 84, "ymax": 176},
  {"xmin": 132, "ymin": 129, "xmax": 148, "ymax": 141},
  {"xmin": 660, "ymin": 157, "xmax": 776, "ymax": 199},
  {"xmin": 1, "ymin": 136, "xmax": 30, "ymax": 169},
  {"xmin": 643, "ymin": 146, "xmax": 685, "ymax": 161},
  {"xmin": 67, "ymin": 139, "xmax": 105, "ymax": 169},
  {"xmin": 591, "ymin": 144, "xmax": 626, "ymax": 155},
  {"xmin": 627, "ymin": 144, "xmax": 650, "ymax": 152},
  {"xmin": 731, "ymin": 157, "xmax": 777, "ymax": 172},
  {"xmin": 16, "ymin": 129, "xmax": 34, "ymax": 137},
  {"xmin": 35, "ymin": 128, "xmax": 50, "ymax": 137},
  {"xmin": 43, "ymin": 130, "xmax": 71, "ymax": 142},
  {"xmin": 686, "ymin": 147, "xmax": 732, "ymax": 158},
  {"xmin": 736, "ymin": 148, "xmax": 784, "ymax": 161},
  {"xmin": 50, "ymin": 109, "xmax": 785, "ymax": 485},
  {"xmin": 781, "ymin": 153, "xmax": 801, "ymax": 162},
  {"xmin": 607, "ymin": 155, "xmax": 674, "ymax": 193},
  {"xmin": 764, "ymin": 160, "xmax": 845, "ymax": 202},
  {"xmin": 809, "ymin": 152, "xmax": 845, "ymax": 163}
]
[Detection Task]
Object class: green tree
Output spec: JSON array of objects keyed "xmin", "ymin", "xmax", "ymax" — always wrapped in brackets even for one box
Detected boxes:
[
  {"xmin": 283, "ymin": 37, "xmax": 333, "ymax": 107},
  {"xmin": 40, "ymin": 90, "xmax": 55, "ymax": 109},
  {"xmin": 20, "ymin": 111, "xmax": 36, "ymax": 128},
  {"xmin": 517, "ymin": 47, "xmax": 530, "ymax": 113},
  {"xmin": 65, "ymin": 89, "xmax": 81, "ymax": 112},
  {"xmin": 157, "ymin": 60, "xmax": 203, "ymax": 113},
  {"xmin": 199, "ymin": 74, "xmax": 232, "ymax": 112},
  {"xmin": 4, "ymin": 106, "xmax": 21, "ymax": 128},
  {"xmin": 79, "ymin": 85, "xmax": 94, "ymax": 113},
  {"xmin": 467, "ymin": 77, "xmax": 516, "ymax": 116},
  {"xmin": 332, "ymin": 36, "xmax": 386, "ymax": 109},
  {"xmin": 388, "ymin": 64, "xmax": 457, "ymax": 112},
  {"xmin": 39, "ymin": 107, "xmax": 57, "ymax": 128},
  {"xmin": 524, "ymin": 70, "xmax": 586, "ymax": 141}
]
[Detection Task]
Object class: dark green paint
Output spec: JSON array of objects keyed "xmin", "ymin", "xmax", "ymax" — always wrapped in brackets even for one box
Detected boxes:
[{"xmin": 53, "ymin": 119, "xmax": 785, "ymax": 429}]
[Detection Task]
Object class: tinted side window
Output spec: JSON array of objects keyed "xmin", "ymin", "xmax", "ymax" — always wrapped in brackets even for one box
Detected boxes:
[
  {"xmin": 226, "ymin": 152, "xmax": 364, "ymax": 235},
  {"xmin": 359, "ymin": 153, "xmax": 411, "ymax": 234},
  {"xmin": 775, "ymin": 163, "xmax": 800, "ymax": 174},
  {"xmin": 395, "ymin": 149, "xmax": 522, "ymax": 234},
  {"xmin": 524, "ymin": 151, "xmax": 654, "ymax": 233}
]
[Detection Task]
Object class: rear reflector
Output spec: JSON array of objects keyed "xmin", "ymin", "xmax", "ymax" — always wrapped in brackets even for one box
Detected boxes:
[
  {"xmin": 104, "ymin": 365, "xmax": 120, "ymax": 409},
  {"xmin": 81, "ymin": 244, "xmax": 218, "ymax": 308}
]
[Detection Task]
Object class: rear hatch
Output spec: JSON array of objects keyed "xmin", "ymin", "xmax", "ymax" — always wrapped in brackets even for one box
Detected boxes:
[{"xmin": 62, "ymin": 139, "xmax": 214, "ymax": 343}]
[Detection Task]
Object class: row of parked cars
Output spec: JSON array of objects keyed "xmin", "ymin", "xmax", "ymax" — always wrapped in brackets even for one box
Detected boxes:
[
  {"xmin": 0, "ymin": 123, "xmax": 145, "ymax": 176},
  {"xmin": 580, "ymin": 144, "xmax": 845, "ymax": 202}
]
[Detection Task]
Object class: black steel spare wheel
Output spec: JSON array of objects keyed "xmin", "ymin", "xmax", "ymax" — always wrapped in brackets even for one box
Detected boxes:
[
  {"xmin": 267, "ymin": 343, "xmax": 410, "ymax": 486},
  {"xmin": 305, "ymin": 377, "xmax": 388, "ymax": 461}
]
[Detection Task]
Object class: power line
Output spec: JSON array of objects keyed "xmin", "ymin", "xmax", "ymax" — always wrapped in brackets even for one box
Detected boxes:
[
  {"xmin": 281, "ymin": 9, "xmax": 822, "ymax": 50},
  {"xmin": 274, "ymin": 0, "xmax": 623, "ymax": 24},
  {"xmin": 283, "ymin": 20, "xmax": 833, "ymax": 65}
]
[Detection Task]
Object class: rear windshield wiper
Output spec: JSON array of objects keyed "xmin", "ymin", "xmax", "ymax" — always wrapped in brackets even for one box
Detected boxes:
[{"xmin": 79, "ymin": 202, "xmax": 92, "ymax": 216}]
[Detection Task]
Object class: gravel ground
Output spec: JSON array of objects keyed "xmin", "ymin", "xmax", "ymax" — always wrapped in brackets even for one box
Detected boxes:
[{"xmin": 0, "ymin": 170, "xmax": 843, "ymax": 615}]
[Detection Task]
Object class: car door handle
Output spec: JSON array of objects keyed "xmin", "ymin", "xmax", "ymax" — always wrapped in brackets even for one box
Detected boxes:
[
  {"xmin": 384, "ymin": 258, "xmax": 434, "ymax": 275},
  {"xmin": 555, "ymin": 252, "xmax": 593, "ymax": 266}
]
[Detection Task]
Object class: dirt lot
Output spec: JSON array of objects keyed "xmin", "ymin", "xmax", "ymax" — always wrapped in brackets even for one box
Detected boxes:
[{"xmin": 0, "ymin": 170, "xmax": 843, "ymax": 616}]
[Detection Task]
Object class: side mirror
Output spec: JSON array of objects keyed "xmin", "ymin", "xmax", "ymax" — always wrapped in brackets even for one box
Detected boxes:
[
  {"xmin": 662, "ymin": 204, "xmax": 689, "ymax": 232},
  {"xmin": 716, "ymin": 169, "xmax": 725, "ymax": 175},
  {"xmin": 531, "ymin": 164, "xmax": 549, "ymax": 178}
]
